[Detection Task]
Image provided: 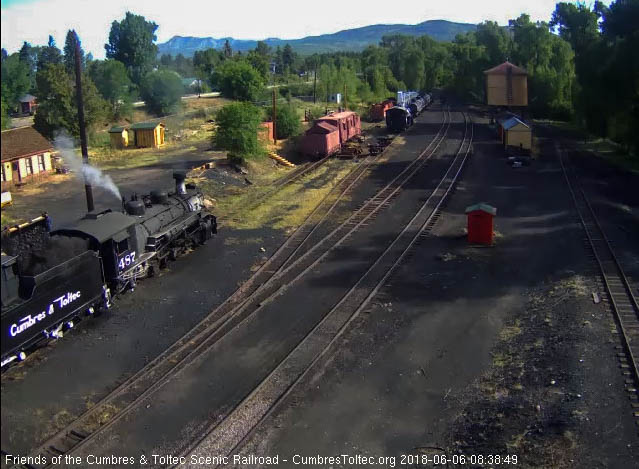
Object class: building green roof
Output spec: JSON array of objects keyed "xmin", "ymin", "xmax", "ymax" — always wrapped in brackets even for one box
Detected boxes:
[
  {"xmin": 130, "ymin": 122, "xmax": 164, "ymax": 130},
  {"xmin": 108, "ymin": 126, "xmax": 129, "ymax": 133},
  {"xmin": 465, "ymin": 203, "xmax": 497, "ymax": 216}
]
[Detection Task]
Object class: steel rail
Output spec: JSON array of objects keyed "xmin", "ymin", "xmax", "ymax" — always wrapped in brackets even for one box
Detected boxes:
[
  {"xmin": 557, "ymin": 144, "xmax": 639, "ymax": 389},
  {"xmin": 175, "ymin": 113, "xmax": 473, "ymax": 467},
  {"xmin": 14, "ymin": 108, "xmax": 450, "ymax": 469}
]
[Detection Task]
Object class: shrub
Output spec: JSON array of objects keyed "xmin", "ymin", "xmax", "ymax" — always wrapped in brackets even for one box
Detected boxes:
[
  {"xmin": 267, "ymin": 105, "xmax": 301, "ymax": 139},
  {"xmin": 139, "ymin": 70, "xmax": 183, "ymax": 116},
  {"xmin": 212, "ymin": 60, "xmax": 265, "ymax": 102},
  {"xmin": 213, "ymin": 102, "xmax": 264, "ymax": 161}
]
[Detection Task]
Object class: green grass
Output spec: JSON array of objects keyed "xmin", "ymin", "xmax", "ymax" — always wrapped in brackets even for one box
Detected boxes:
[
  {"xmin": 198, "ymin": 159, "xmax": 355, "ymax": 232},
  {"xmin": 537, "ymin": 119, "xmax": 639, "ymax": 172}
]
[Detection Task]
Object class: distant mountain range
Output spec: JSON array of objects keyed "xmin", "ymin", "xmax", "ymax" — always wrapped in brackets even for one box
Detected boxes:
[{"xmin": 157, "ymin": 20, "xmax": 476, "ymax": 57}]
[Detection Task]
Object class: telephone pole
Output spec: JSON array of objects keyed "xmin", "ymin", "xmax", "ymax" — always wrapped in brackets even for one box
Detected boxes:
[
  {"xmin": 313, "ymin": 61, "xmax": 317, "ymax": 104},
  {"xmin": 272, "ymin": 89, "xmax": 277, "ymax": 145},
  {"xmin": 74, "ymin": 32, "xmax": 94, "ymax": 212}
]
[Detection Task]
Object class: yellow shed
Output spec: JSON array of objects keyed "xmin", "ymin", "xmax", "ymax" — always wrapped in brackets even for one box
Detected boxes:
[
  {"xmin": 131, "ymin": 122, "xmax": 166, "ymax": 148},
  {"xmin": 502, "ymin": 116, "xmax": 532, "ymax": 151},
  {"xmin": 108, "ymin": 126, "xmax": 130, "ymax": 149},
  {"xmin": 484, "ymin": 61, "xmax": 528, "ymax": 107}
]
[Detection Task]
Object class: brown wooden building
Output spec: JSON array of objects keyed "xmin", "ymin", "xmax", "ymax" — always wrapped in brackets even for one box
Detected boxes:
[
  {"xmin": 130, "ymin": 122, "xmax": 165, "ymax": 148},
  {"xmin": 1, "ymin": 126, "xmax": 54, "ymax": 190},
  {"xmin": 484, "ymin": 61, "xmax": 528, "ymax": 107},
  {"xmin": 500, "ymin": 116, "xmax": 532, "ymax": 151},
  {"xmin": 109, "ymin": 126, "xmax": 131, "ymax": 149}
]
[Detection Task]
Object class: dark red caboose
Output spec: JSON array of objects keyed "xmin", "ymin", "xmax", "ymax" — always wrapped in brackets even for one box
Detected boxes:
[
  {"xmin": 299, "ymin": 121, "xmax": 341, "ymax": 158},
  {"xmin": 315, "ymin": 111, "xmax": 361, "ymax": 144},
  {"xmin": 465, "ymin": 203, "xmax": 497, "ymax": 245},
  {"xmin": 300, "ymin": 111, "xmax": 361, "ymax": 158}
]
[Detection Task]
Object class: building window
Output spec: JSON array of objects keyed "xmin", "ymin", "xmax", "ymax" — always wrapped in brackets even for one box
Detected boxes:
[
  {"xmin": 38, "ymin": 154, "xmax": 46, "ymax": 171},
  {"xmin": 1, "ymin": 165, "xmax": 6, "ymax": 182},
  {"xmin": 24, "ymin": 158, "xmax": 33, "ymax": 176}
]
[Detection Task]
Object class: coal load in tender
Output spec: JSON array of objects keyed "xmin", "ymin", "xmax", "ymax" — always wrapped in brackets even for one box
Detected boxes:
[{"xmin": 17, "ymin": 236, "xmax": 91, "ymax": 276}]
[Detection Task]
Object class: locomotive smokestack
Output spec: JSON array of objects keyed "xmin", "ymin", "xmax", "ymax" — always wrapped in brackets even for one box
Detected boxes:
[{"xmin": 174, "ymin": 171, "xmax": 187, "ymax": 195}]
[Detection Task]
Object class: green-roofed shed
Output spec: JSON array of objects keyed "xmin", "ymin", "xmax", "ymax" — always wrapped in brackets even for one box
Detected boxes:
[
  {"xmin": 465, "ymin": 203, "xmax": 497, "ymax": 245},
  {"xmin": 108, "ymin": 125, "xmax": 130, "ymax": 149},
  {"xmin": 465, "ymin": 203, "xmax": 497, "ymax": 216},
  {"xmin": 130, "ymin": 122, "xmax": 165, "ymax": 148}
]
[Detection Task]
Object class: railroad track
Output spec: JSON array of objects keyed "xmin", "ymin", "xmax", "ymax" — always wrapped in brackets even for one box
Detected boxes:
[
  {"xmin": 12, "ymin": 107, "xmax": 452, "ymax": 469},
  {"xmin": 557, "ymin": 144, "xmax": 639, "ymax": 408},
  {"xmin": 175, "ymin": 112, "xmax": 473, "ymax": 468},
  {"xmin": 270, "ymin": 155, "xmax": 330, "ymax": 188}
]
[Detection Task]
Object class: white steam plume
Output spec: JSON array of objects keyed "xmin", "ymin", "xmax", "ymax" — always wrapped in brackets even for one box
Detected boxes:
[{"xmin": 54, "ymin": 132, "xmax": 122, "ymax": 200}]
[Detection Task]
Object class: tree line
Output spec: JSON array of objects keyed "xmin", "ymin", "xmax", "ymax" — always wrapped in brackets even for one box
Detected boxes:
[{"xmin": 1, "ymin": 1, "xmax": 636, "ymax": 154}]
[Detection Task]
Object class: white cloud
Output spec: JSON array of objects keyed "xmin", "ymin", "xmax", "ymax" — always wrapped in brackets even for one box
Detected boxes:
[{"xmin": 0, "ymin": 0, "xmax": 580, "ymax": 58}]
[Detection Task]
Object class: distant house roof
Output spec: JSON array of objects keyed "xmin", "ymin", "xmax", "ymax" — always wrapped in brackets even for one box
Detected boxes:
[
  {"xmin": 483, "ymin": 61, "xmax": 527, "ymax": 76},
  {"xmin": 130, "ymin": 122, "xmax": 164, "ymax": 130},
  {"xmin": 502, "ymin": 116, "xmax": 530, "ymax": 130},
  {"xmin": 1, "ymin": 126, "xmax": 53, "ymax": 163},
  {"xmin": 465, "ymin": 203, "xmax": 497, "ymax": 216},
  {"xmin": 108, "ymin": 125, "xmax": 129, "ymax": 133},
  {"xmin": 19, "ymin": 94, "xmax": 37, "ymax": 103},
  {"xmin": 181, "ymin": 77, "xmax": 199, "ymax": 86}
]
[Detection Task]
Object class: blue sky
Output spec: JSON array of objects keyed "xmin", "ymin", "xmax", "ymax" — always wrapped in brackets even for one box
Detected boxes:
[{"xmin": 0, "ymin": 0, "xmax": 606, "ymax": 58}]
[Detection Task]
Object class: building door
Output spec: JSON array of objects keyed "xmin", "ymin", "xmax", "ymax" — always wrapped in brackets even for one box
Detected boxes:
[{"xmin": 12, "ymin": 162, "xmax": 20, "ymax": 182}]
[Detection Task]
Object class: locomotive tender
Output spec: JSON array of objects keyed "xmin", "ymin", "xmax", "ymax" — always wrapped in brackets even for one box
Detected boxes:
[
  {"xmin": 1, "ymin": 172, "xmax": 216, "ymax": 367},
  {"xmin": 385, "ymin": 91, "xmax": 432, "ymax": 133}
]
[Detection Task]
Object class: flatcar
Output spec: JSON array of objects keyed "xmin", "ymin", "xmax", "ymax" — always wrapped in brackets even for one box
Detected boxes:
[
  {"xmin": 300, "ymin": 111, "xmax": 362, "ymax": 158},
  {"xmin": 1, "ymin": 172, "xmax": 216, "ymax": 367}
]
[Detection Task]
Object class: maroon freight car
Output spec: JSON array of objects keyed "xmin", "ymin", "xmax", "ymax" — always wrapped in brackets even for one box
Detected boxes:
[
  {"xmin": 300, "ymin": 111, "xmax": 362, "ymax": 158},
  {"xmin": 370, "ymin": 99, "xmax": 394, "ymax": 121}
]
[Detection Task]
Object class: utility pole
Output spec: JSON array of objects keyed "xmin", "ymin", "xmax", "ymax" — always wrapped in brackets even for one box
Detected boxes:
[
  {"xmin": 313, "ymin": 61, "xmax": 317, "ymax": 104},
  {"xmin": 343, "ymin": 83, "xmax": 347, "ymax": 110},
  {"xmin": 74, "ymin": 32, "xmax": 94, "ymax": 212},
  {"xmin": 272, "ymin": 89, "xmax": 277, "ymax": 145}
]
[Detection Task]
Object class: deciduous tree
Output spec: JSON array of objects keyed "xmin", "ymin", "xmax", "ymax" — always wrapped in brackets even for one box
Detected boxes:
[
  {"xmin": 88, "ymin": 59, "xmax": 133, "ymax": 119},
  {"xmin": 34, "ymin": 63, "xmax": 107, "ymax": 138},
  {"xmin": 213, "ymin": 102, "xmax": 263, "ymax": 161},
  {"xmin": 105, "ymin": 12, "xmax": 158, "ymax": 84},
  {"xmin": 212, "ymin": 60, "xmax": 265, "ymax": 101},
  {"xmin": 139, "ymin": 69, "xmax": 183, "ymax": 116},
  {"xmin": 1, "ymin": 54, "xmax": 31, "ymax": 109}
]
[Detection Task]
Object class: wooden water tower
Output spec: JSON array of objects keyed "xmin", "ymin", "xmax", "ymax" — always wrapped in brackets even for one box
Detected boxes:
[{"xmin": 484, "ymin": 61, "xmax": 528, "ymax": 107}]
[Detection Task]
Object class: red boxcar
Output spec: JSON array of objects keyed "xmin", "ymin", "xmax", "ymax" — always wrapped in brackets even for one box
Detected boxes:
[
  {"xmin": 299, "ymin": 121, "xmax": 341, "ymax": 158},
  {"xmin": 370, "ymin": 99, "xmax": 394, "ymax": 121},
  {"xmin": 300, "ymin": 111, "xmax": 361, "ymax": 158}
]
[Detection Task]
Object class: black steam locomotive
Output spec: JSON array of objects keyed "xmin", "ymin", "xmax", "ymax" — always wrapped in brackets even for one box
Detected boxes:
[
  {"xmin": 385, "ymin": 93, "xmax": 432, "ymax": 133},
  {"xmin": 1, "ymin": 172, "xmax": 216, "ymax": 368}
]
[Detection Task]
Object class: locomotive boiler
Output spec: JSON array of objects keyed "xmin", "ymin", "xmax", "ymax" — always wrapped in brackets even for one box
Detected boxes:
[{"xmin": 1, "ymin": 172, "xmax": 216, "ymax": 367}]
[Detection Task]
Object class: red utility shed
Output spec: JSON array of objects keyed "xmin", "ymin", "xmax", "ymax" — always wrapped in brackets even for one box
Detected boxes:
[{"xmin": 465, "ymin": 203, "xmax": 497, "ymax": 245}]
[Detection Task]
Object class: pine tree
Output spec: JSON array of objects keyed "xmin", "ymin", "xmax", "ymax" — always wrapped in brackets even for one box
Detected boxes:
[{"xmin": 64, "ymin": 30, "xmax": 84, "ymax": 75}]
